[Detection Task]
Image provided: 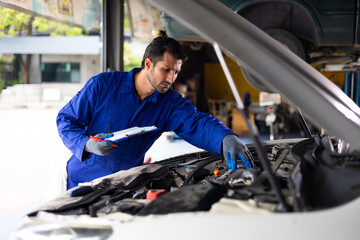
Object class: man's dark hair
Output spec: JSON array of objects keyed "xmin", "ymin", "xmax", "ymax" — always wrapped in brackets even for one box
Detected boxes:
[{"xmin": 141, "ymin": 36, "xmax": 188, "ymax": 69}]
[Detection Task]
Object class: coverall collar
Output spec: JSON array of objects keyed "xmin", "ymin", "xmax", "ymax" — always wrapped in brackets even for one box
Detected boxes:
[{"xmin": 126, "ymin": 68, "xmax": 161, "ymax": 103}]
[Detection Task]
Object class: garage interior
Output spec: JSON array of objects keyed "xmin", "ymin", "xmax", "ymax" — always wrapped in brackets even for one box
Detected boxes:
[
  {"xmin": 1, "ymin": 0, "xmax": 360, "ymax": 239},
  {"xmin": 103, "ymin": 0, "xmax": 358, "ymax": 141}
]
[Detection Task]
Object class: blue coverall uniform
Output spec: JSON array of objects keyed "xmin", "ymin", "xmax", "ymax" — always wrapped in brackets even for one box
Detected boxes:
[{"xmin": 57, "ymin": 68, "xmax": 234, "ymax": 189}]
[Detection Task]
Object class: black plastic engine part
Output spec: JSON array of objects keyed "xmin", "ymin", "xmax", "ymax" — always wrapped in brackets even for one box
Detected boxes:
[
  {"xmin": 137, "ymin": 183, "xmax": 225, "ymax": 215},
  {"xmin": 292, "ymin": 138, "xmax": 360, "ymax": 209}
]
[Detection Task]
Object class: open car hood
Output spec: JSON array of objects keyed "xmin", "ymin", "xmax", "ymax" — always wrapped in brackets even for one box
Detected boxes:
[{"xmin": 148, "ymin": 0, "xmax": 360, "ymax": 149}]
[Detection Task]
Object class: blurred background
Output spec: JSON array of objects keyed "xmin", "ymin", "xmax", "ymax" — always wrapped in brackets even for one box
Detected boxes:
[
  {"xmin": 0, "ymin": 1, "xmax": 147, "ymax": 239},
  {"xmin": 1, "ymin": 0, "xmax": 357, "ymax": 239}
]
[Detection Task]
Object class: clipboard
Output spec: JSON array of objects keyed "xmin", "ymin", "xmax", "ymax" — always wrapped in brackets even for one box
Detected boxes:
[{"xmin": 105, "ymin": 126, "xmax": 158, "ymax": 142}]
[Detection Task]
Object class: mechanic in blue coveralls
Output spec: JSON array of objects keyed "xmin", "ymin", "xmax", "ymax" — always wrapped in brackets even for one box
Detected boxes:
[{"xmin": 57, "ymin": 36, "xmax": 254, "ymax": 190}]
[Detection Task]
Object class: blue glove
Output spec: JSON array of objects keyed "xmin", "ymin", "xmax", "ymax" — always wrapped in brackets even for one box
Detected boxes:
[
  {"xmin": 84, "ymin": 133, "xmax": 114, "ymax": 156},
  {"xmin": 222, "ymin": 134, "xmax": 254, "ymax": 170}
]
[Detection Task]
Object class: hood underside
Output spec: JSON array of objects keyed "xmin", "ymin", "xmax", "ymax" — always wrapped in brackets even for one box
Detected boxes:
[{"xmin": 148, "ymin": 0, "xmax": 360, "ymax": 148}]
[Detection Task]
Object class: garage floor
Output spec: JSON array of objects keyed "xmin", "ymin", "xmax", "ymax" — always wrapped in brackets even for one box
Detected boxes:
[{"xmin": 0, "ymin": 108, "xmax": 259, "ymax": 239}]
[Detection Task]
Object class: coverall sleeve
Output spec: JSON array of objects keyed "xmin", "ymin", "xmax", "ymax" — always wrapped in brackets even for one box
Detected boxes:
[
  {"xmin": 166, "ymin": 94, "xmax": 234, "ymax": 155},
  {"xmin": 56, "ymin": 77, "xmax": 99, "ymax": 161}
]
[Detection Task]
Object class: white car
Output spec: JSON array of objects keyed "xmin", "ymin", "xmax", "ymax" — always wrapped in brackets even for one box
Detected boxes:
[{"xmin": 13, "ymin": 0, "xmax": 360, "ymax": 239}]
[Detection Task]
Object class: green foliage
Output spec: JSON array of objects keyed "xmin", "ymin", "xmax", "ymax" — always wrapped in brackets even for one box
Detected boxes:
[
  {"xmin": 33, "ymin": 18, "xmax": 86, "ymax": 36},
  {"xmin": 7, "ymin": 79, "xmax": 22, "ymax": 86},
  {"xmin": 124, "ymin": 55, "xmax": 142, "ymax": 72},
  {"xmin": 123, "ymin": 42, "xmax": 142, "ymax": 72},
  {"xmin": 0, "ymin": 77, "xmax": 4, "ymax": 93},
  {"xmin": 0, "ymin": 55, "xmax": 15, "ymax": 88},
  {"xmin": 0, "ymin": 55, "xmax": 15, "ymax": 64},
  {"xmin": 2, "ymin": 71, "xmax": 24, "ymax": 87},
  {"xmin": 0, "ymin": 6, "xmax": 87, "ymax": 37},
  {"xmin": 124, "ymin": 12, "xmax": 130, "ymax": 29},
  {"xmin": 0, "ymin": 7, "xmax": 31, "ymax": 36}
]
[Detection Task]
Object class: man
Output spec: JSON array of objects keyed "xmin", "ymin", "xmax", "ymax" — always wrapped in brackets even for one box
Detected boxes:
[{"xmin": 57, "ymin": 36, "xmax": 254, "ymax": 190}]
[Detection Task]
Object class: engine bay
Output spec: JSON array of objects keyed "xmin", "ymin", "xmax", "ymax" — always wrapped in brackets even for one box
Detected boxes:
[{"xmin": 29, "ymin": 136, "xmax": 360, "ymax": 219}]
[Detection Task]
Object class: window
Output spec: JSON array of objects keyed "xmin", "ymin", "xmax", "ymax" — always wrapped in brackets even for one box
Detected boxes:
[{"xmin": 41, "ymin": 63, "xmax": 80, "ymax": 83}]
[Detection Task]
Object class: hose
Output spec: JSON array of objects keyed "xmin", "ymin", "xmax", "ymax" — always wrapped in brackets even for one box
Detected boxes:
[{"xmin": 183, "ymin": 155, "xmax": 223, "ymax": 185}]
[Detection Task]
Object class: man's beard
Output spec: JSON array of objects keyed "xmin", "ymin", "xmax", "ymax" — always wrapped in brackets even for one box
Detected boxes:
[{"xmin": 147, "ymin": 70, "xmax": 171, "ymax": 94}]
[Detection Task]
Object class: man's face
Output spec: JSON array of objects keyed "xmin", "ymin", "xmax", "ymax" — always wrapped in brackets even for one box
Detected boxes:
[{"xmin": 146, "ymin": 51, "xmax": 183, "ymax": 94}]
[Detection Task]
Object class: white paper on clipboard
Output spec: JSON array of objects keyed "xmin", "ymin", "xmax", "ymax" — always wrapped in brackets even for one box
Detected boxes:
[{"xmin": 105, "ymin": 126, "xmax": 157, "ymax": 142}]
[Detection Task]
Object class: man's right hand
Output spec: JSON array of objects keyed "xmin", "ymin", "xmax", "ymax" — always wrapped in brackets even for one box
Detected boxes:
[{"xmin": 84, "ymin": 133, "xmax": 114, "ymax": 156}]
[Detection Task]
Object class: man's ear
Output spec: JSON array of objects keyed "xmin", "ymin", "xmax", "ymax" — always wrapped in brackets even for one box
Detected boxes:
[{"xmin": 144, "ymin": 58, "xmax": 152, "ymax": 70}]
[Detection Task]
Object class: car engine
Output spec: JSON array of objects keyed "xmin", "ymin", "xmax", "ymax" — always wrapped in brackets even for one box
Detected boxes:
[{"xmin": 28, "ymin": 136, "xmax": 360, "ymax": 219}]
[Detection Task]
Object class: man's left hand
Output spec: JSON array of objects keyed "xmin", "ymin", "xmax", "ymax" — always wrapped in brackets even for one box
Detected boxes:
[{"xmin": 222, "ymin": 134, "xmax": 254, "ymax": 170}]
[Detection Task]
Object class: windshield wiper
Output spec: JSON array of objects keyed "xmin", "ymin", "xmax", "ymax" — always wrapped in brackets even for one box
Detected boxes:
[{"xmin": 213, "ymin": 42, "xmax": 290, "ymax": 212}]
